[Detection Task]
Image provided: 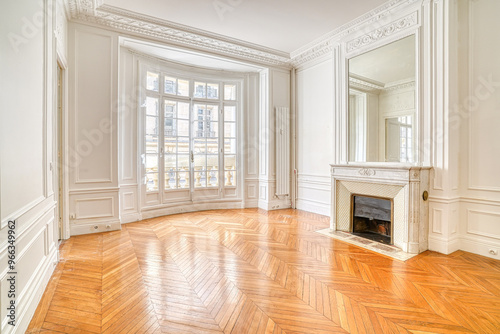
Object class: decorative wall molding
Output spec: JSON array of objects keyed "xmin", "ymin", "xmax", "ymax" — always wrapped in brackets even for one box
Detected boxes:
[
  {"xmin": 358, "ymin": 168, "xmax": 376, "ymax": 176},
  {"xmin": 346, "ymin": 11, "xmax": 418, "ymax": 53},
  {"xmin": 292, "ymin": 0, "xmax": 421, "ymax": 66},
  {"xmin": 291, "ymin": 40, "xmax": 335, "ymax": 68}
]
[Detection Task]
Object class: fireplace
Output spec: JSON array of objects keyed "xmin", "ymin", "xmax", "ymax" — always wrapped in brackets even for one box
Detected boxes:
[
  {"xmin": 351, "ymin": 195, "xmax": 392, "ymax": 245},
  {"xmin": 330, "ymin": 164, "xmax": 431, "ymax": 254}
]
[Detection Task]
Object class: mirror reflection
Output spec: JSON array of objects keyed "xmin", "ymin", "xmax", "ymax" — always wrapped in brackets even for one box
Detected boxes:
[{"xmin": 348, "ymin": 35, "xmax": 416, "ymax": 163}]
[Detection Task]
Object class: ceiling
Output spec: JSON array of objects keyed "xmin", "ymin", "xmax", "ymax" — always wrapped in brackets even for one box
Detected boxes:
[
  {"xmin": 120, "ymin": 38, "xmax": 265, "ymax": 72},
  {"xmin": 103, "ymin": 0, "xmax": 389, "ymax": 54}
]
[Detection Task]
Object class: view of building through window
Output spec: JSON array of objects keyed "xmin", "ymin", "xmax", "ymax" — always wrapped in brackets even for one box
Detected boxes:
[{"xmin": 144, "ymin": 70, "xmax": 238, "ymax": 192}]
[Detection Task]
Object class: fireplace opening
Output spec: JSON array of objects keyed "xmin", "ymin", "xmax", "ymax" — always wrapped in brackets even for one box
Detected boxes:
[{"xmin": 352, "ymin": 195, "xmax": 392, "ymax": 245}]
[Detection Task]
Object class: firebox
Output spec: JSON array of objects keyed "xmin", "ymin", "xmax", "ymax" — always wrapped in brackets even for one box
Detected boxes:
[{"xmin": 351, "ymin": 195, "xmax": 393, "ymax": 245}]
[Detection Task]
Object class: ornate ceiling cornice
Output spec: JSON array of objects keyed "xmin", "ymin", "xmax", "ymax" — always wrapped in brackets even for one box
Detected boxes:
[
  {"xmin": 291, "ymin": 0, "xmax": 420, "ymax": 67},
  {"xmin": 67, "ymin": 0, "xmax": 421, "ymax": 69},
  {"xmin": 346, "ymin": 11, "xmax": 418, "ymax": 53},
  {"xmin": 67, "ymin": 0, "xmax": 292, "ymax": 67}
]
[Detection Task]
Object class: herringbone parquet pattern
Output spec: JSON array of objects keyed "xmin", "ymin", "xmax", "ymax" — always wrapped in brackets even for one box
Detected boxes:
[{"xmin": 27, "ymin": 209, "xmax": 500, "ymax": 333}]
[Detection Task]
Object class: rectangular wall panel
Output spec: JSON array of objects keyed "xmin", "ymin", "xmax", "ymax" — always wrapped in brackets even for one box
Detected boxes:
[
  {"xmin": 73, "ymin": 28, "xmax": 114, "ymax": 184},
  {"xmin": 467, "ymin": 209, "xmax": 500, "ymax": 239}
]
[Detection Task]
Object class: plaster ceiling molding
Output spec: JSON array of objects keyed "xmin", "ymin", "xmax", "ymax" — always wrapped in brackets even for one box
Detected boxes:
[
  {"xmin": 349, "ymin": 77, "xmax": 384, "ymax": 92},
  {"xmin": 67, "ymin": 0, "xmax": 292, "ymax": 67},
  {"xmin": 291, "ymin": 39, "xmax": 335, "ymax": 68},
  {"xmin": 346, "ymin": 11, "xmax": 418, "ymax": 53},
  {"xmin": 291, "ymin": 0, "xmax": 420, "ymax": 67},
  {"xmin": 384, "ymin": 79, "xmax": 415, "ymax": 91}
]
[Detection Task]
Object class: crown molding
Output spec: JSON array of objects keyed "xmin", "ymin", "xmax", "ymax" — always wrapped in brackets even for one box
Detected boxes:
[
  {"xmin": 291, "ymin": 0, "xmax": 420, "ymax": 67},
  {"xmin": 346, "ymin": 11, "xmax": 418, "ymax": 53},
  {"xmin": 67, "ymin": 0, "xmax": 292, "ymax": 67},
  {"xmin": 66, "ymin": 0, "xmax": 421, "ymax": 69}
]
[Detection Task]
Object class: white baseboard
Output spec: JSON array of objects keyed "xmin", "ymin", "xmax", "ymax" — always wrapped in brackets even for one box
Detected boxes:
[
  {"xmin": 141, "ymin": 201, "xmax": 245, "ymax": 220},
  {"xmin": 244, "ymin": 199, "xmax": 259, "ymax": 208},
  {"xmin": 428, "ymin": 235, "xmax": 461, "ymax": 255},
  {"xmin": 120, "ymin": 212, "xmax": 141, "ymax": 224},
  {"xmin": 460, "ymin": 235, "xmax": 500, "ymax": 260},
  {"xmin": 2, "ymin": 245, "xmax": 58, "ymax": 334},
  {"xmin": 70, "ymin": 219, "xmax": 121, "ymax": 235},
  {"xmin": 258, "ymin": 198, "xmax": 291, "ymax": 211},
  {"xmin": 296, "ymin": 199, "xmax": 330, "ymax": 216}
]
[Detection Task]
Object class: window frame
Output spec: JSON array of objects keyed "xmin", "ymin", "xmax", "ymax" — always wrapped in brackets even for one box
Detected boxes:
[{"xmin": 139, "ymin": 61, "xmax": 243, "ymax": 209}]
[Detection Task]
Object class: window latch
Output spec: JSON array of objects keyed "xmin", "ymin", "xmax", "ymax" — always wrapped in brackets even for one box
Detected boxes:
[{"xmin": 190, "ymin": 150, "xmax": 194, "ymax": 163}]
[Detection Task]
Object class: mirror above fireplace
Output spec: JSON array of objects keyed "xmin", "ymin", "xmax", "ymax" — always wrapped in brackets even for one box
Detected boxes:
[{"xmin": 348, "ymin": 34, "xmax": 417, "ymax": 163}]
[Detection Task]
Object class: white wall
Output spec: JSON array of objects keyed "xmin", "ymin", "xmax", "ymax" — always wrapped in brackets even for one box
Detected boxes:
[
  {"xmin": 0, "ymin": 0, "xmax": 61, "ymax": 332},
  {"xmin": 67, "ymin": 23, "xmax": 121, "ymax": 235},
  {"xmin": 258, "ymin": 68, "xmax": 292, "ymax": 211},
  {"xmin": 457, "ymin": 0, "xmax": 500, "ymax": 259},
  {"xmin": 296, "ymin": 59, "xmax": 334, "ymax": 215}
]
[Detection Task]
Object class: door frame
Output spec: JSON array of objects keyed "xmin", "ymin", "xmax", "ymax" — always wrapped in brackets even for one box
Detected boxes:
[{"xmin": 56, "ymin": 53, "xmax": 70, "ymax": 240}]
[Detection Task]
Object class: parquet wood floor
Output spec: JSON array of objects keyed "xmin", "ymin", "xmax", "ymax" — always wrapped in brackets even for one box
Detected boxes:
[{"xmin": 27, "ymin": 209, "xmax": 500, "ymax": 333}]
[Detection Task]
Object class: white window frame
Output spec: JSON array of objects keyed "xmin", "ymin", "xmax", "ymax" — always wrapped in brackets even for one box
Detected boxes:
[{"xmin": 138, "ymin": 60, "xmax": 244, "ymax": 210}]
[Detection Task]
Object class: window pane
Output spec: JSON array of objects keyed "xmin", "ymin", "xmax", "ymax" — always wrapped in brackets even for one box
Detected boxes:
[
  {"xmin": 178, "ymin": 170, "xmax": 190, "ymax": 189},
  {"xmin": 164, "ymin": 137, "xmax": 176, "ymax": 154},
  {"xmin": 225, "ymin": 170, "xmax": 236, "ymax": 186},
  {"xmin": 146, "ymin": 135, "xmax": 158, "ymax": 153},
  {"xmin": 178, "ymin": 136, "xmax": 189, "ymax": 154},
  {"xmin": 206, "ymin": 105, "xmax": 219, "ymax": 121},
  {"xmin": 178, "ymin": 79, "xmax": 189, "ymax": 96},
  {"xmin": 165, "ymin": 155, "xmax": 176, "ymax": 169},
  {"xmin": 164, "ymin": 76, "xmax": 176, "ymax": 94},
  {"xmin": 194, "ymin": 82, "xmax": 206, "ymax": 98},
  {"xmin": 146, "ymin": 116, "xmax": 158, "ymax": 135},
  {"xmin": 194, "ymin": 120, "xmax": 205, "ymax": 138},
  {"xmin": 224, "ymin": 139, "xmax": 236, "ymax": 154},
  {"xmin": 146, "ymin": 173, "xmax": 158, "ymax": 191},
  {"xmin": 145, "ymin": 154, "xmax": 158, "ymax": 171},
  {"xmin": 178, "ymin": 102, "xmax": 189, "ymax": 119},
  {"xmin": 165, "ymin": 170, "xmax": 176, "ymax": 189},
  {"xmin": 207, "ymin": 167, "xmax": 219, "ymax": 187},
  {"xmin": 146, "ymin": 72, "xmax": 159, "ymax": 91},
  {"xmin": 194, "ymin": 171, "xmax": 206, "ymax": 188},
  {"xmin": 164, "ymin": 118, "xmax": 176, "ymax": 137},
  {"xmin": 224, "ymin": 106, "xmax": 236, "ymax": 121},
  {"xmin": 207, "ymin": 138, "xmax": 218, "ymax": 154},
  {"xmin": 207, "ymin": 155, "xmax": 219, "ymax": 170},
  {"xmin": 194, "ymin": 155, "xmax": 206, "ymax": 170},
  {"xmin": 224, "ymin": 84, "xmax": 236, "ymax": 100},
  {"xmin": 225, "ymin": 155, "xmax": 236, "ymax": 170},
  {"xmin": 178, "ymin": 155, "xmax": 189, "ymax": 170},
  {"xmin": 178, "ymin": 120, "xmax": 189, "ymax": 137},
  {"xmin": 207, "ymin": 83, "xmax": 219, "ymax": 99},
  {"xmin": 224, "ymin": 122, "xmax": 236, "ymax": 138},
  {"xmin": 206, "ymin": 122, "xmax": 218, "ymax": 138},
  {"xmin": 164, "ymin": 100, "xmax": 176, "ymax": 118},
  {"xmin": 146, "ymin": 97, "xmax": 158, "ymax": 116},
  {"xmin": 194, "ymin": 139, "xmax": 206, "ymax": 154}
]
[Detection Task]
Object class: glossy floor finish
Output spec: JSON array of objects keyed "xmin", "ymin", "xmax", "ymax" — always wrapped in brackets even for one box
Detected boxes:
[{"xmin": 27, "ymin": 209, "xmax": 500, "ymax": 333}]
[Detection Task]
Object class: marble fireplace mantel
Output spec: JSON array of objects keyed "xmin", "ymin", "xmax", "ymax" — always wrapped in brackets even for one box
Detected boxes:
[{"xmin": 330, "ymin": 164, "xmax": 432, "ymax": 254}]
